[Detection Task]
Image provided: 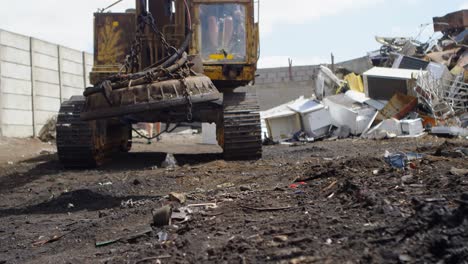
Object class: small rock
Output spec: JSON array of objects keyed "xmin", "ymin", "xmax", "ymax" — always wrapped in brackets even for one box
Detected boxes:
[
  {"xmin": 274, "ymin": 235, "xmax": 288, "ymax": 242},
  {"xmin": 133, "ymin": 179, "xmax": 142, "ymax": 185},
  {"xmin": 372, "ymin": 169, "xmax": 384, "ymax": 175},
  {"xmin": 162, "ymin": 154, "xmax": 178, "ymax": 169},
  {"xmin": 399, "ymin": 254, "xmax": 412, "ymax": 262},
  {"xmin": 39, "ymin": 150, "xmax": 54, "ymax": 155},
  {"xmin": 401, "ymin": 174, "xmax": 414, "ymax": 184},
  {"xmin": 7, "ymin": 161, "xmax": 13, "ymax": 165},
  {"xmin": 98, "ymin": 211, "xmax": 108, "ymax": 218},
  {"xmin": 326, "ymin": 238, "xmax": 332, "ymax": 245},
  {"xmin": 217, "ymin": 183, "xmax": 235, "ymax": 189},
  {"xmin": 239, "ymin": 185, "xmax": 251, "ymax": 192},
  {"xmin": 450, "ymin": 167, "xmax": 468, "ymax": 176},
  {"xmin": 67, "ymin": 203, "xmax": 75, "ymax": 209},
  {"xmin": 169, "ymin": 192, "xmax": 186, "ymax": 204}
]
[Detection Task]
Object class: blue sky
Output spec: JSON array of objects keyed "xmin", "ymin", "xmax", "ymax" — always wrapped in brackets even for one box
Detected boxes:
[
  {"xmin": 0, "ymin": 0, "xmax": 467, "ymax": 68},
  {"xmin": 259, "ymin": 0, "xmax": 468, "ymax": 67}
]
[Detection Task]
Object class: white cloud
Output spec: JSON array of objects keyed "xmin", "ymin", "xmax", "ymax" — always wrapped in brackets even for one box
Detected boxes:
[
  {"xmin": 259, "ymin": 0, "xmax": 384, "ymax": 36},
  {"xmin": 258, "ymin": 55, "xmax": 327, "ymax": 69}
]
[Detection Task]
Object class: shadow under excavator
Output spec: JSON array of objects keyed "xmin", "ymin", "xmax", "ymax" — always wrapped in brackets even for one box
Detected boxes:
[
  {"xmin": 0, "ymin": 150, "xmax": 222, "ymax": 193},
  {"xmin": 0, "ymin": 189, "xmax": 159, "ymax": 217}
]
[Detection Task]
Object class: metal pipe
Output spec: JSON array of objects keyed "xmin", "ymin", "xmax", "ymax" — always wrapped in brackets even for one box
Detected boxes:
[{"xmin": 99, "ymin": 0, "xmax": 124, "ymax": 13}]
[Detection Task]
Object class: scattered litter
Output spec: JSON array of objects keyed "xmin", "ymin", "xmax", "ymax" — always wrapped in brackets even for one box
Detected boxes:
[
  {"xmin": 239, "ymin": 185, "xmax": 252, "ymax": 192},
  {"xmin": 7, "ymin": 161, "xmax": 13, "ymax": 165},
  {"xmin": 217, "ymin": 182, "xmax": 235, "ymax": 189},
  {"xmin": 152, "ymin": 206, "xmax": 172, "ymax": 227},
  {"xmin": 39, "ymin": 149, "xmax": 55, "ymax": 155},
  {"xmin": 431, "ymin": 126, "xmax": 468, "ymax": 137},
  {"xmin": 98, "ymin": 182, "xmax": 113, "ymax": 186},
  {"xmin": 401, "ymin": 174, "xmax": 415, "ymax": 184},
  {"xmin": 274, "ymin": 235, "xmax": 288, "ymax": 242},
  {"xmin": 32, "ymin": 227, "xmax": 79, "ymax": 247},
  {"xmin": 186, "ymin": 203, "xmax": 218, "ymax": 209},
  {"xmin": 450, "ymin": 167, "xmax": 468, "ymax": 176},
  {"xmin": 168, "ymin": 192, "xmax": 186, "ymax": 204},
  {"xmin": 120, "ymin": 199, "xmax": 147, "ymax": 208},
  {"xmin": 95, "ymin": 226, "xmax": 153, "ymax": 247},
  {"xmin": 38, "ymin": 115, "xmax": 57, "ymax": 142},
  {"xmin": 162, "ymin": 154, "xmax": 178, "ymax": 169},
  {"xmin": 384, "ymin": 151, "xmax": 407, "ymax": 169},
  {"xmin": 157, "ymin": 231, "xmax": 169, "ymax": 242}
]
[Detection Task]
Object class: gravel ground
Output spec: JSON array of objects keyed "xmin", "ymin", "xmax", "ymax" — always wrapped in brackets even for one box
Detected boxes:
[{"xmin": 0, "ymin": 135, "xmax": 467, "ymax": 263}]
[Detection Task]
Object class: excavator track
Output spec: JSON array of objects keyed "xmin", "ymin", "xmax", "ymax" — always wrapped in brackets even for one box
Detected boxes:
[
  {"xmin": 56, "ymin": 96, "xmax": 111, "ymax": 168},
  {"xmin": 221, "ymin": 92, "xmax": 262, "ymax": 160}
]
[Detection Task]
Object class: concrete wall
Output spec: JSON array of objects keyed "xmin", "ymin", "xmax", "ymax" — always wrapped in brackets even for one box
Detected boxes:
[
  {"xmin": 245, "ymin": 59, "xmax": 373, "ymax": 111},
  {"xmin": 0, "ymin": 29, "xmax": 92, "ymax": 138},
  {"xmin": 240, "ymin": 65, "xmax": 319, "ymax": 111},
  {"xmin": 255, "ymin": 65, "xmax": 318, "ymax": 84}
]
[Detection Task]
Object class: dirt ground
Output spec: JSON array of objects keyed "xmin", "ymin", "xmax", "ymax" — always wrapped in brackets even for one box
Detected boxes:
[{"xmin": 0, "ymin": 135, "xmax": 467, "ymax": 264}]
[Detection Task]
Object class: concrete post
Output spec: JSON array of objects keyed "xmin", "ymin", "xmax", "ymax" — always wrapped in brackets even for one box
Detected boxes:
[
  {"xmin": 30, "ymin": 37, "xmax": 37, "ymax": 137},
  {"xmin": 57, "ymin": 46, "xmax": 63, "ymax": 102},
  {"xmin": 0, "ymin": 31, "xmax": 3, "ymax": 136},
  {"xmin": 82, "ymin": 52, "xmax": 87, "ymax": 89}
]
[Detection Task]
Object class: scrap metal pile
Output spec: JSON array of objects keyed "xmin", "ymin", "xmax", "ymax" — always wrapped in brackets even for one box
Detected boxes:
[{"xmin": 262, "ymin": 9, "xmax": 468, "ymax": 144}]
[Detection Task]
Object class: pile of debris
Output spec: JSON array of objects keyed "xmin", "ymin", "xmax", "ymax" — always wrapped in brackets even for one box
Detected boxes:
[{"xmin": 262, "ymin": 10, "xmax": 468, "ymax": 144}]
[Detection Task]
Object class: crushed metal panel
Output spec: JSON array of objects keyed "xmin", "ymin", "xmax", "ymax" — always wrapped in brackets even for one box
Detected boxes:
[
  {"xmin": 261, "ymin": 98, "xmax": 303, "ymax": 141},
  {"xmin": 392, "ymin": 55, "xmax": 429, "ymax": 70},
  {"xmin": 323, "ymin": 94, "xmax": 377, "ymax": 135},
  {"xmin": 401, "ymin": 119, "xmax": 424, "ymax": 136},
  {"xmin": 363, "ymin": 67, "xmax": 424, "ymax": 101},
  {"xmin": 264, "ymin": 114, "xmax": 301, "ymax": 142},
  {"xmin": 433, "ymin": 10, "xmax": 468, "ymax": 32},
  {"xmin": 288, "ymin": 99, "xmax": 332, "ymax": 138},
  {"xmin": 375, "ymin": 93, "xmax": 418, "ymax": 124}
]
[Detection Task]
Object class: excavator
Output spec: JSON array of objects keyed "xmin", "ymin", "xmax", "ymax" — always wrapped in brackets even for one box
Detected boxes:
[{"xmin": 56, "ymin": 0, "xmax": 261, "ymax": 168}]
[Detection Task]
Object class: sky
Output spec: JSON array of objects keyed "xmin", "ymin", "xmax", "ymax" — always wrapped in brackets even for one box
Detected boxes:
[{"xmin": 0, "ymin": 0, "xmax": 467, "ymax": 68}]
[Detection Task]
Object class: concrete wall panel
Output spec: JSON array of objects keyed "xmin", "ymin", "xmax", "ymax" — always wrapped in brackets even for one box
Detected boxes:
[
  {"xmin": 62, "ymin": 73, "xmax": 84, "ymax": 89},
  {"xmin": 1, "ymin": 93, "xmax": 32, "ymax": 111},
  {"xmin": 0, "ymin": 46, "xmax": 31, "ymax": 66},
  {"xmin": 1, "ymin": 125, "xmax": 33, "ymax": 138},
  {"xmin": 0, "ymin": 30, "xmax": 30, "ymax": 51},
  {"xmin": 0, "ymin": 29, "xmax": 91, "ymax": 137},
  {"xmin": 0, "ymin": 78, "xmax": 31, "ymax": 95},
  {"xmin": 34, "ymin": 96, "xmax": 60, "ymax": 112},
  {"xmin": 84, "ymin": 52, "xmax": 93, "ymax": 86},
  {"xmin": 34, "ymin": 67, "xmax": 59, "ymax": 84},
  {"xmin": 34, "ymin": 110, "xmax": 57, "ymax": 126},
  {"xmin": 62, "ymin": 60, "xmax": 83, "ymax": 75},
  {"xmin": 60, "ymin": 47, "xmax": 83, "ymax": 63},
  {"xmin": 34, "ymin": 82, "xmax": 60, "ymax": 98},
  {"xmin": 32, "ymin": 39, "xmax": 58, "ymax": 57},
  {"xmin": 62, "ymin": 87, "xmax": 83, "ymax": 100},
  {"xmin": 1, "ymin": 61, "xmax": 31, "ymax": 80},
  {"xmin": 33, "ymin": 53, "xmax": 59, "ymax": 71},
  {"xmin": 2, "ymin": 109, "xmax": 32, "ymax": 125}
]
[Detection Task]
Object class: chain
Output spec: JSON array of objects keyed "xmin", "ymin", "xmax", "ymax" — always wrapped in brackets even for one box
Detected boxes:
[
  {"xmin": 180, "ymin": 78, "xmax": 193, "ymax": 121},
  {"xmin": 121, "ymin": 10, "xmax": 176, "ymax": 74}
]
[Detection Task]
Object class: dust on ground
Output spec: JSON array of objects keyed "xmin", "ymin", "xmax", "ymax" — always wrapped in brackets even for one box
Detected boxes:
[{"xmin": 0, "ymin": 135, "xmax": 467, "ymax": 263}]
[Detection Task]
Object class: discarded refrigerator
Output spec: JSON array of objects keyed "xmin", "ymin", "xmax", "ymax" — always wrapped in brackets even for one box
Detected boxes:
[{"xmin": 287, "ymin": 98, "xmax": 332, "ymax": 139}]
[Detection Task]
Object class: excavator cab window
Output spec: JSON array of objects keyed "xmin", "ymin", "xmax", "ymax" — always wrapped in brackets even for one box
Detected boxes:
[{"xmin": 199, "ymin": 4, "xmax": 246, "ymax": 63}]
